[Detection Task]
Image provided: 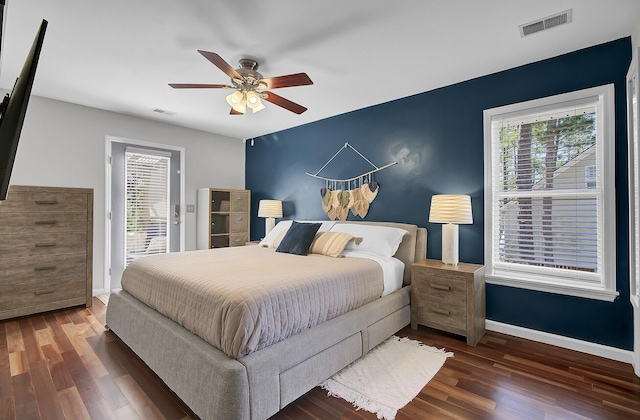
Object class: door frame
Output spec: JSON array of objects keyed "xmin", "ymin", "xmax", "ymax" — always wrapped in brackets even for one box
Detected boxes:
[{"xmin": 104, "ymin": 135, "xmax": 186, "ymax": 292}]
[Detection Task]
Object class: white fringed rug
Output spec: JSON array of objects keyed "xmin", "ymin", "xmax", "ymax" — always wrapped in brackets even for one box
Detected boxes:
[{"xmin": 320, "ymin": 336, "xmax": 453, "ymax": 420}]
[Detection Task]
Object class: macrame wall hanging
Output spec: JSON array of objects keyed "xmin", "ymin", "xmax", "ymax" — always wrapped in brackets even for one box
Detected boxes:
[{"xmin": 305, "ymin": 142, "xmax": 397, "ymax": 220}]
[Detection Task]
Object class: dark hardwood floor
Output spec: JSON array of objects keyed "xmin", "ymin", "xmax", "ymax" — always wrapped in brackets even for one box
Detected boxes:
[{"xmin": 1, "ymin": 298, "xmax": 639, "ymax": 419}]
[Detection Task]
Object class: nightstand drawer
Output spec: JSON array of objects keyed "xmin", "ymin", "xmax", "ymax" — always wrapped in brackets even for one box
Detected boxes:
[
  {"xmin": 411, "ymin": 259, "xmax": 485, "ymax": 346},
  {"xmin": 415, "ymin": 299, "xmax": 466, "ymax": 330},
  {"xmin": 413, "ymin": 272, "xmax": 467, "ymax": 304}
]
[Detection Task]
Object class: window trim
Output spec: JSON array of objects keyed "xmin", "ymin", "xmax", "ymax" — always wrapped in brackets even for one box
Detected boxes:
[
  {"xmin": 483, "ymin": 84, "xmax": 618, "ymax": 302},
  {"xmin": 627, "ymin": 50, "xmax": 640, "ymax": 309}
]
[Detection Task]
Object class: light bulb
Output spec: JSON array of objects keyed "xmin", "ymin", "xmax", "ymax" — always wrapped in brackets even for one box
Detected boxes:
[{"xmin": 226, "ymin": 91, "xmax": 246, "ymax": 113}]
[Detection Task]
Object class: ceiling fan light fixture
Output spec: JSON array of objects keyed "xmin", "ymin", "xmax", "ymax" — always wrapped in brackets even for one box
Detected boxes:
[
  {"xmin": 226, "ymin": 90, "xmax": 244, "ymax": 106},
  {"xmin": 226, "ymin": 90, "xmax": 247, "ymax": 113},
  {"xmin": 246, "ymin": 90, "xmax": 259, "ymax": 105},
  {"xmin": 251, "ymin": 101, "xmax": 266, "ymax": 113},
  {"xmin": 246, "ymin": 90, "xmax": 265, "ymax": 112},
  {"xmin": 171, "ymin": 51, "xmax": 312, "ymax": 115}
]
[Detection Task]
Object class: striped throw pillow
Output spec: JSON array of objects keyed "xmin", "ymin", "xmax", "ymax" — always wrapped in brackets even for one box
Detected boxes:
[
  {"xmin": 309, "ymin": 232, "xmax": 358, "ymax": 258},
  {"xmin": 270, "ymin": 229, "xmax": 289, "ymax": 249}
]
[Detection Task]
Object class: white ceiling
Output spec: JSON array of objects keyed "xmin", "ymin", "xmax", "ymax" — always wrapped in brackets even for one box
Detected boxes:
[{"xmin": 1, "ymin": 1, "xmax": 639, "ymax": 140}]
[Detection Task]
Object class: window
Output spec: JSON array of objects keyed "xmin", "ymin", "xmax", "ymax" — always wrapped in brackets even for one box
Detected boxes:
[
  {"xmin": 584, "ymin": 165, "xmax": 596, "ymax": 189},
  {"xmin": 124, "ymin": 148, "xmax": 170, "ymax": 265},
  {"xmin": 483, "ymin": 84, "xmax": 617, "ymax": 301}
]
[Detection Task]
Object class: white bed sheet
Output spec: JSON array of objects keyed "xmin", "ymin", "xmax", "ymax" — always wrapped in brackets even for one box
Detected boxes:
[{"xmin": 342, "ymin": 250, "xmax": 405, "ymax": 296}]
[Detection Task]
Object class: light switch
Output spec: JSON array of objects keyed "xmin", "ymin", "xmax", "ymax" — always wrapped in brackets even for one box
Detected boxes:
[{"xmin": 187, "ymin": 204, "xmax": 195, "ymax": 213}]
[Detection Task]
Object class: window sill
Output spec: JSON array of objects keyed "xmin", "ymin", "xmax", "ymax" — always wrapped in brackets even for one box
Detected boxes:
[{"xmin": 486, "ymin": 273, "xmax": 619, "ymax": 302}]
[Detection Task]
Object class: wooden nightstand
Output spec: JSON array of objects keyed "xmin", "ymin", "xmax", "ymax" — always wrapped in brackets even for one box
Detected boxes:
[{"xmin": 411, "ymin": 259, "xmax": 485, "ymax": 346}]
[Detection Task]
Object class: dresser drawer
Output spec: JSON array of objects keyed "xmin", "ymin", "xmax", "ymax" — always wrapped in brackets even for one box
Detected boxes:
[
  {"xmin": 230, "ymin": 192, "xmax": 249, "ymax": 212},
  {"xmin": 415, "ymin": 298, "xmax": 467, "ymax": 330},
  {"xmin": 230, "ymin": 214, "xmax": 248, "ymax": 233},
  {"xmin": 0, "ymin": 212, "xmax": 88, "ymax": 234},
  {"xmin": 0, "ymin": 232, "xmax": 87, "ymax": 259},
  {"xmin": 0, "ymin": 276, "xmax": 86, "ymax": 312},
  {"xmin": 413, "ymin": 271, "xmax": 467, "ymax": 304},
  {"xmin": 0, "ymin": 254, "xmax": 87, "ymax": 285},
  {"xmin": 0, "ymin": 191, "xmax": 88, "ymax": 213}
]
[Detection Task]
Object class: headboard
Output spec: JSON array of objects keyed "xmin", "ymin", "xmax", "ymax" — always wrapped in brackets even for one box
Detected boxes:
[{"xmin": 333, "ymin": 221, "xmax": 426, "ymax": 285}]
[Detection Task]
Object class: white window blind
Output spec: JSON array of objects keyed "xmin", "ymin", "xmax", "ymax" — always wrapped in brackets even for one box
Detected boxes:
[
  {"xmin": 124, "ymin": 149, "xmax": 170, "ymax": 265},
  {"xmin": 483, "ymin": 85, "xmax": 617, "ymax": 301}
]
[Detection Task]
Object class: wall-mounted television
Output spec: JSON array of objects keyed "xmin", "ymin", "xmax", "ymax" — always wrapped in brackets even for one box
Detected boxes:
[{"xmin": 0, "ymin": 18, "xmax": 47, "ymax": 200}]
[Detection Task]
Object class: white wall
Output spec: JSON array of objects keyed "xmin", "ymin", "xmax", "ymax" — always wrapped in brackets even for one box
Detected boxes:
[{"xmin": 9, "ymin": 94, "xmax": 245, "ymax": 294}]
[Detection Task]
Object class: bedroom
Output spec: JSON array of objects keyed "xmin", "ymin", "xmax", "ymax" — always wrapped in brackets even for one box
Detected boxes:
[{"xmin": 1, "ymin": 0, "xmax": 640, "ymax": 419}]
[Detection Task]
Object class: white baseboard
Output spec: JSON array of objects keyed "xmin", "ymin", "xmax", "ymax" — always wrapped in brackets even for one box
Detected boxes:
[
  {"xmin": 92, "ymin": 288, "xmax": 106, "ymax": 296},
  {"xmin": 486, "ymin": 320, "xmax": 634, "ymax": 365}
]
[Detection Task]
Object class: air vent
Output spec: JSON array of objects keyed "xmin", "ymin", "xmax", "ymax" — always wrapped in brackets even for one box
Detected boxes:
[
  {"xmin": 152, "ymin": 108, "xmax": 176, "ymax": 116},
  {"xmin": 519, "ymin": 9, "xmax": 572, "ymax": 37}
]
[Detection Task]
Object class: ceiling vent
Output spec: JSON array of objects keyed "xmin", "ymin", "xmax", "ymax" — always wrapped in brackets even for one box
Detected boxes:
[
  {"xmin": 152, "ymin": 108, "xmax": 176, "ymax": 116},
  {"xmin": 519, "ymin": 9, "xmax": 572, "ymax": 37}
]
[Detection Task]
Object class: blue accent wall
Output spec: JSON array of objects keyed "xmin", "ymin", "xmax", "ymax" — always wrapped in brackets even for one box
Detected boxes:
[{"xmin": 246, "ymin": 37, "xmax": 633, "ymax": 350}]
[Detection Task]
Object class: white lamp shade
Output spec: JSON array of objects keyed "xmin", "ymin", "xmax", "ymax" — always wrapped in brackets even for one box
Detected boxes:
[
  {"xmin": 226, "ymin": 91, "xmax": 246, "ymax": 113},
  {"xmin": 429, "ymin": 194, "xmax": 473, "ymax": 224},
  {"xmin": 258, "ymin": 200, "xmax": 283, "ymax": 218},
  {"xmin": 246, "ymin": 91, "xmax": 265, "ymax": 113}
]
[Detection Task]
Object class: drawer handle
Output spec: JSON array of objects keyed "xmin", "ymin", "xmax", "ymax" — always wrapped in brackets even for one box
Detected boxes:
[
  {"xmin": 35, "ymin": 289, "xmax": 56, "ymax": 295},
  {"xmin": 431, "ymin": 284, "xmax": 451, "ymax": 291},
  {"xmin": 35, "ymin": 265, "xmax": 57, "ymax": 272},
  {"xmin": 35, "ymin": 243, "xmax": 56, "ymax": 248},
  {"xmin": 35, "ymin": 220, "xmax": 58, "ymax": 225},
  {"xmin": 35, "ymin": 200, "xmax": 58, "ymax": 205},
  {"xmin": 432, "ymin": 307, "xmax": 450, "ymax": 315}
]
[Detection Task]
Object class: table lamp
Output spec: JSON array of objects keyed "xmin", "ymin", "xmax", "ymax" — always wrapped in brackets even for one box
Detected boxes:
[
  {"xmin": 258, "ymin": 199, "xmax": 283, "ymax": 236},
  {"xmin": 429, "ymin": 194, "xmax": 473, "ymax": 265}
]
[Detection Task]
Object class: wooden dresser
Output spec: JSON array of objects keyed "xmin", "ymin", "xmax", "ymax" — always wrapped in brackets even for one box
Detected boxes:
[
  {"xmin": 411, "ymin": 259, "xmax": 485, "ymax": 346},
  {"xmin": 0, "ymin": 185, "xmax": 93, "ymax": 320},
  {"xmin": 196, "ymin": 188, "xmax": 250, "ymax": 249}
]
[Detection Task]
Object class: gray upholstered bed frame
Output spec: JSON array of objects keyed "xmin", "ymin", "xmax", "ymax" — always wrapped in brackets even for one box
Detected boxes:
[{"xmin": 106, "ymin": 221, "xmax": 426, "ymax": 419}]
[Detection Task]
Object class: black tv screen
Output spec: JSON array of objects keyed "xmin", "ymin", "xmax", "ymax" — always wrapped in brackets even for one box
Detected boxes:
[{"xmin": 0, "ymin": 19, "xmax": 47, "ymax": 200}]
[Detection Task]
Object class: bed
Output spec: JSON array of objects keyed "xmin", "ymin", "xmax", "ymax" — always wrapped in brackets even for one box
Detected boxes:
[{"xmin": 106, "ymin": 221, "xmax": 426, "ymax": 419}]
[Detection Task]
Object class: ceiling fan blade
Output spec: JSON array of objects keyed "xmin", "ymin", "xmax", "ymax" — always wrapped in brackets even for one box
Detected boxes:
[
  {"xmin": 261, "ymin": 91, "xmax": 308, "ymax": 114},
  {"xmin": 259, "ymin": 73, "xmax": 313, "ymax": 89},
  {"xmin": 198, "ymin": 50, "xmax": 243, "ymax": 80},
  {"xmin": 230, "ymin": 108, "xmax": 244, "ymax": 115},
  {"xmin": 169, "ymin": 83, "xmax": 232, "ymax": 89}
]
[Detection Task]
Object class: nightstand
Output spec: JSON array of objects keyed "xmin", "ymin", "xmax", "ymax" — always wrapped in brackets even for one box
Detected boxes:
[{"xmin": 411, "ymin": 259, "xmax": 485, "ymax": 346}]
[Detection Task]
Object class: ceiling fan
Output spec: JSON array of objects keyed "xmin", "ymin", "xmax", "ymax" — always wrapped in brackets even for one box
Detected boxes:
[{"xmin": 169, "ymin": 50, "xmax": 313, "ymax": 115}]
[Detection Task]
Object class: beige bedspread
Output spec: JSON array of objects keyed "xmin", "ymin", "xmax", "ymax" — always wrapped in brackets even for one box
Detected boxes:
[{"xmin": 121, "ymin": 246, "xmax": 383, "ymax": 358}]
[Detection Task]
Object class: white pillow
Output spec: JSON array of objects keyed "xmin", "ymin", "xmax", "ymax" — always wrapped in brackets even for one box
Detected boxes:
[
  {"xmin": 259, "ymin": 220, "xmax": 292, "ymax": 247},
  {"xmin": 259, "ymin": 220, "xmax": 336, "ymax": 247},
  {"xmin": 329, "ymin": 224, "xmax": 407, "ymax": 260}
]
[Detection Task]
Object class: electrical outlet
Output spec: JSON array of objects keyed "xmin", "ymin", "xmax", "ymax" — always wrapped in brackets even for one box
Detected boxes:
[{"xmin": 186, "ymin": 204, "xmax": 195, "ymax": 213}]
